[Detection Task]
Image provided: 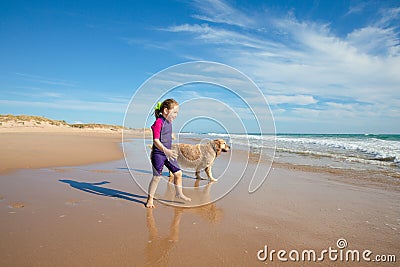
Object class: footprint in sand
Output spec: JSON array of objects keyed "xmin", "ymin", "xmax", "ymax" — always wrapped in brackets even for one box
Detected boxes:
[
  {"xmin": 65, "ymin": 199, "xmax": 80, "ymax": 206},
  {"xmin": 8, "ymin": 202, "xmax": 25, "ymax": 209}
]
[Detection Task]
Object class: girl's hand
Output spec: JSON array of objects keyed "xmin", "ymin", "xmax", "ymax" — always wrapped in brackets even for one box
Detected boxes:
[{"xmin": 164, "ymin": 148, "xmax": 178, "ymax": 160}]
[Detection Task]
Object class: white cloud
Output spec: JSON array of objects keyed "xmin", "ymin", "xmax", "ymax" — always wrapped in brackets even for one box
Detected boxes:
[
  {"xmin": 153, "ymin": 0, "xmax": 400, "ymax": 132},
  {"xmin": 163, "ymin": 23, "xmax": 274, "ymax": 50},
  {"xmin": 345, "ymin": 2, "xmax": 367, "ymax": 16},
  {"xmin": 291, "ymin": 107, "xmax": 321, "ymax": 117},
  {"xmin": 347, "ymin": 26, "xmax": 399, "ymax": 56},
  {"xmin": 267, "ymin": 94, "xmax": 317, "ymax": 105},
  {"xmin": 15, "ymin": 73, "xmax": 77, "ymax": 87},
  {"xmin": 377, "ymin": 7, "xmax": 400, "ymax": 27},
  {"xmin": 191, "ymin": 0, "xmax": 255, "ymax": 28},
  {"xmin": 12, "ymin": 89, "xmax": 64, "ymax": 99}
]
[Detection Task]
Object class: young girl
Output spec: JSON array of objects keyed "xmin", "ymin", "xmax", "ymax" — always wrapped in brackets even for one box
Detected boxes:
[{"xmin": 146, "ymin": 98, "xmax": 191, "ymax": 208}]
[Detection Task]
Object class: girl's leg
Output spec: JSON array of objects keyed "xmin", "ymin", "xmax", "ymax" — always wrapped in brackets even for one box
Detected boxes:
[
  {"xmin": 173, "ymin": 171, "xmax": 191, "ymax": 202},
  {"xmin": 146, "ymin": 175, "xmax": 161, "ymax": 208}
]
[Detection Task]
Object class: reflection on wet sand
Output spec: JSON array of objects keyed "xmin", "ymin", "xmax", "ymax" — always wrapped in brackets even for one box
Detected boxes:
[
  {"xmin": 145, "ymin": 208, "xmax": 181, "ymax": 266},
  {"xmin": 145, "ymin": 180, "xmax": 223, "ymax": 266}
]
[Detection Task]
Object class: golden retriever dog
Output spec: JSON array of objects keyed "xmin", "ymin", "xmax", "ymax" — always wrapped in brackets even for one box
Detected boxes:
[{"xmin": 170, "ymin": 139, "xmax": 230, "ymax": 182}]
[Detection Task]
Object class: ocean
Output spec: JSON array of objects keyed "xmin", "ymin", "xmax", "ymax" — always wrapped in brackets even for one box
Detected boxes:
[{"xmin": 178, "ymin": 133, "xmax": 400, "ymax": 179}]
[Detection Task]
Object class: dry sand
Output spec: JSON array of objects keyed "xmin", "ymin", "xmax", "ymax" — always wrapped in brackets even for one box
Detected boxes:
[
  {"xmin": 0, "ymin": 132, "xmax": 399, "ymax": 266},
  {"xmin": 0, "ymin": 132, "xmax": 123, "ymax": 174},
  {"xmin": 0, "ymin": 126, "xmax": 150, "ymax": 174}
]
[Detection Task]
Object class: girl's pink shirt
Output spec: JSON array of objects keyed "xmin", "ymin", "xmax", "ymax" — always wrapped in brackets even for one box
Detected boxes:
[{"xmin": 151, "ymin": 117, "xmax": 163, "ymax": 139}]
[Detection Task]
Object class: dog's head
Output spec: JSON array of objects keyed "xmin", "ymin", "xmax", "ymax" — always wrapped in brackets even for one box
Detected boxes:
[{"xmin": 213, "ymin": 139, "xmax": 231, "ymax": 156}]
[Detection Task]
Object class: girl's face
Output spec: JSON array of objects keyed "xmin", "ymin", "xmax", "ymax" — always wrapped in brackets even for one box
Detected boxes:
[{"xmin": 163, "ymin": 104, "xmax": 179, "ymax": 122}]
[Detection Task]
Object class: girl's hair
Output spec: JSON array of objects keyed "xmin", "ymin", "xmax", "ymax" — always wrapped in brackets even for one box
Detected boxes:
[{"xmin": 154, "ymin": 98, "xmax": 179, "ymax": 118}]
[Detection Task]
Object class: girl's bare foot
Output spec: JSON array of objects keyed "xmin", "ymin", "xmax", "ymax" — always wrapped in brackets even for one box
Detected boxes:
[{"xmin": 176, "ymin": 194, "xmax": 191, "ymax": 202}]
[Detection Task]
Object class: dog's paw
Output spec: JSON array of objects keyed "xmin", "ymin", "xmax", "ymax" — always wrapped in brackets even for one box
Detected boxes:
[
  {"xmin": 209, "ymin": 177, "xmax": 218, "ymax": 182},
  {"xmin": 145, "ymin": 201, "xmax": 155, "ymax": 208}
]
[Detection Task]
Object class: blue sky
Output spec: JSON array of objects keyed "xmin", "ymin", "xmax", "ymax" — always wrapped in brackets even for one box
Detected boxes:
[{"xmin": 0, "ymin": 0, "xmax": 399, "ymax": 133}]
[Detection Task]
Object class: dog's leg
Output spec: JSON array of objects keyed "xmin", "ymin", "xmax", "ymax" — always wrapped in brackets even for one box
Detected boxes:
[
  {"xmin": 205, "ymin": 166, "xmax": 218, "ymax": 182},
  {"xmin": 195, "ymin": 170, "xmax": 205, "ymax": 180},
  {"xmin": 169, "ymin": 171, "xmax": 174, "ymax": 183},
  {"xmin": 196, "ymin": 170, "xmax": 207, "ymax": 180}
]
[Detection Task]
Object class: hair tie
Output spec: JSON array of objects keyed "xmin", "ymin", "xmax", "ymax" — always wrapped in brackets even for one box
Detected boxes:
[{"xmin": 155, "ymin": 101, "xmax": 162, "ymax": 111}]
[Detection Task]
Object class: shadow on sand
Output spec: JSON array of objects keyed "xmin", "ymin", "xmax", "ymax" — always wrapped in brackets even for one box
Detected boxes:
[
  {"xmin": 59, "ymin": 179, "xmax": 147, "ymax": 205},
  {"xmin": 117, "ymin": 167, "xmax": 196, "ymax": 180}
]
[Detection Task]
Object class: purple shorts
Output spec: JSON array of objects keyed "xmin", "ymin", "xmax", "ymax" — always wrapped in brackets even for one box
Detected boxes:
[{"xmin": 151, "ymin": 152, "xmax": 181, "ymax": 176}]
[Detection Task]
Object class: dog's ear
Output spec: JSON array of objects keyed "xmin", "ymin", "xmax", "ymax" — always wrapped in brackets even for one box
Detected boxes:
[{"xmin": 213, "ymin": 139, "xmax": 222, "ymax": 156}]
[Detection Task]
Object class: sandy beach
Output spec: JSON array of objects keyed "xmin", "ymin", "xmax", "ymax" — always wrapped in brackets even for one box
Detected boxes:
[
  {"xmin": 2, "ymin": 0, "xmax": 399, "ymax": 265},
  {"xmin": 0, "ymin": 128, "xmax": 399, "ymax": 266},
  {"xmin": 0, "ymin": 132, "xmax": 123, "ymax": 174},
  {"xmin": 0, "ymin": 118, "xmax": 151, "ymax": 174}
]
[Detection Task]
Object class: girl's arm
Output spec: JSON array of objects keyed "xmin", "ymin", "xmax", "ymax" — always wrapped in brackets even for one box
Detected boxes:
[{"xmin": 153, "ymin": 139, "xmax": 177, "ymax": 159}]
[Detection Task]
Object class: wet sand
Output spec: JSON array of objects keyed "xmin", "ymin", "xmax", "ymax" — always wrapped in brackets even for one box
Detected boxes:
[{"xmin": 0, "ymin": 138, "xmax": 399, "ymax": 266}]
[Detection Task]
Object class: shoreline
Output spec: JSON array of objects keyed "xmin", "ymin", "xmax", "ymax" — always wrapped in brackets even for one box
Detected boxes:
[
  {"xmin": 271, "ymin": 161, "xmax": 400, "ymax": 193},
  {"xmin": 2, "ymin": 129, "xmax": 398, "ymax": 194},
  {"xmin": 179, "ymin": 135, "xmax": 400, "ymax": 192}
]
